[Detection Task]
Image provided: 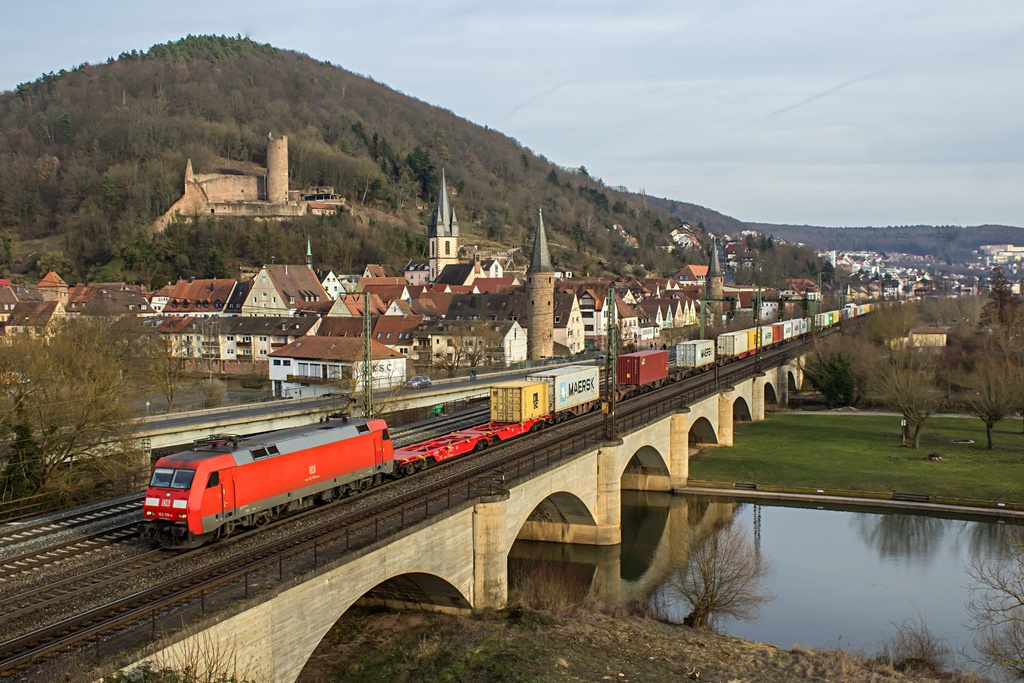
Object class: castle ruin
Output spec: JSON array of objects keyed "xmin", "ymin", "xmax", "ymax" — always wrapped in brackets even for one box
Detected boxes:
[{"xmin": 153, "ymin": 134, "xmax": 344, "ymax": 231}]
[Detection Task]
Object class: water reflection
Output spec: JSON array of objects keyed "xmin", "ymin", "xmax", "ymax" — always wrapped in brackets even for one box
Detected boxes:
[
  {"xmin": 507, "ymin": 492, "xmax": 1024, "ymax": 663},
  {"xmin": 853, "ymin": 512, "xmax": 948, "ymax": 562}
]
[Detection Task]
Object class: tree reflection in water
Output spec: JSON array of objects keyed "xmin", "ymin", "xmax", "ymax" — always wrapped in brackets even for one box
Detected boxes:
[{"xmin": 853, "ymin": 512, "xmax": 949, "ymax": 562}]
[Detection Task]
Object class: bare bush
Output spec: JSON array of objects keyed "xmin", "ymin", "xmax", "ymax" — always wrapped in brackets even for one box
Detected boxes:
[
  {"xmin": 507, "ymin": 561, "xmax": 596, "ymax": 615},
  {"xmin": 875, "ymin": 616, "xmax": 951, "ymax": 675},
  {"xmin": 965, "ymin": 538, "xmax": 1024, "ymax": 679},
  {"xmin": 665, "ymin": 521, "xmax": 774, "ymax": 630}
]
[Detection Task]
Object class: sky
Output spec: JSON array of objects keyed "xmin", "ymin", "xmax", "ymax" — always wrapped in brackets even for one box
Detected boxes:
[{"xmin": 2, "ymin": 1, "xmax": 1023, "ymax": 228}]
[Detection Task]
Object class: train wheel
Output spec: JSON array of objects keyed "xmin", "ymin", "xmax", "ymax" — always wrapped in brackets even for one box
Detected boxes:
[
  {"xmin": 474, "ymin": 439, "xmax": 488, "ymax": 452},
  {"xmin": 255, "ymin": 511, "xmax": 271, "ymax": 527},
  {"xmin": 358, "ymin": 477, "xmax": 371, "ymax": 492},
  {"xmin": 403, "ymin": 463, "xmax": 417, "ymax": 476}
]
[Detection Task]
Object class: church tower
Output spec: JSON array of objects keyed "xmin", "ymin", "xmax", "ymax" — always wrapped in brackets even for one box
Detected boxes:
[
  {"xmin": 428, "ymin": 170, "xmax": 459, "ymax": 282},
  {"xmin": 527, "ymin": 208, "xmax": 554, "ymax": 360},
  {"xmin": 705, "ymin": 238, "xmax": 725, "ymax": 324}
]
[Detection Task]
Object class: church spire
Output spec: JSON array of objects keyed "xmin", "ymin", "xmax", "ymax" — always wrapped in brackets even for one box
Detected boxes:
[
  {"xmin": 708, "ymin": 237, "xmax": 723, "ymax": 278},
  {"xmin": 428, "ymin": 169, "xmax": 458, "ymax": 238},
  {"xmin": 528, "ymin": 208, "xmax": 553, "ymax": 273},
  {"xmin": 306, "ymin": 238, "xmax": 313, "ymax": 269}
]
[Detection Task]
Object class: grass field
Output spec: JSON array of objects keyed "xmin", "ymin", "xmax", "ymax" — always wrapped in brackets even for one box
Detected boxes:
[{"xmin": 688, "ymin": 412, "xmax": 1024, "ymax": 504}]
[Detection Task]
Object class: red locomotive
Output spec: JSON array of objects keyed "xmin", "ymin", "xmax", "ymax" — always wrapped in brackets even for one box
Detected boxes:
[{"xmin": 140, "ymin": 418, "xmax": 393, "ymax": 548}]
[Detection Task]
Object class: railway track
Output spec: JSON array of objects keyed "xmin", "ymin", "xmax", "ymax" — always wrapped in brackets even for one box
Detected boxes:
[
  {"xmin": 0, "ymin": 406, "xmax": 497, "ymax": 643},
  {"xmin": 0, "ymin": 495, "xmax": 143, "ymax": 553},
  {"xmin": 0, "ymin": 338, "xmax": 816, "ymax": 677}
]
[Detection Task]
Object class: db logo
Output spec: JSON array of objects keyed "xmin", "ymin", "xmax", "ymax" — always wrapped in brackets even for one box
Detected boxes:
[
  {"xmin": 309, "ymin": 465, "xmax": 317, "ymax": 475},
  {"xmin": 161, "ymin": 499, "xmax": 171, "ymax": 507}
]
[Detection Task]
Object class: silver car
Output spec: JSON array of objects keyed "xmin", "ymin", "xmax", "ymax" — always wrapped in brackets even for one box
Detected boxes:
[{"xmin": 405, "ymin": 375, "xmax": 432, "ymax": 389}]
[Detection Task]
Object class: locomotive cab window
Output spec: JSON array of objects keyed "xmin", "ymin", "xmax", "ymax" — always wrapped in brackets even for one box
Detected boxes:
[
  {"xmin": 206, "ymin": 471, "xmax": 220, "ymax": 488},
  {"xmin": 382, "ymin": 429, "xmax": 391, "ymax": 441},
  {"xmin": 150, "ymin": 468, "xmax": 174, "ymax": 488},
  {"xmin": 170, "ymin": 469, "xmax": 195, "ymax": 489}
]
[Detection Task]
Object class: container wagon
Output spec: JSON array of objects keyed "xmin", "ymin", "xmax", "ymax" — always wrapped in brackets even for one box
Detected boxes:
[
  {"xmin": 676, "ymin": 340, "xmax": 716, "ymax": 370},
  {"xmin": 617, "ymin": 349, "xmax": 669, "ymax": 387},
  {"xmin": 526, "ymin": 365, "xmax": 600, "ymax": 421}
]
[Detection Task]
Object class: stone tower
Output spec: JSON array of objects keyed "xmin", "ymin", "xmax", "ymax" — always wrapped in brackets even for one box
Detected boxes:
[
  {"xmin": 705, "ymin": 238, "xmax": 725, "ymax": 324},
  {"xmin": 266, "ymin": 133, "xmax": 289, "ymax": 204},
  {"xmin": 428, "ymin": 169, "xmax": 459, "ymax": 282},
  {"xmin": 527, "ymin": 207, "xmax": 554, "ymax": 360}
]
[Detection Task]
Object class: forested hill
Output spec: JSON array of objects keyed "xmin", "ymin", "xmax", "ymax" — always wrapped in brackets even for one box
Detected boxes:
[
  {"xmin": 0, "ymin": 35, "xmax": 706, "ymax": 285},
  {"xmin": 747, "ymin": 223, "xmax": 1024, "ymax": 262}
]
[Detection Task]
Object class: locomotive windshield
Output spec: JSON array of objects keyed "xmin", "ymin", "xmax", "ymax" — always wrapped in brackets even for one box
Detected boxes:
[{"xmin": 150, "ymin": 467, "xmax": 196, "ymax": 489}]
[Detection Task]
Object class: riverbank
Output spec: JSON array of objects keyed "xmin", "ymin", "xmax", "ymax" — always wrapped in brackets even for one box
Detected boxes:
[
  {"xmin": 298, "ymin": 605, "xmax": 986, "ymax": 682},
  {"xmin": 688, "ymin": 413, "xmax": 1024, "ymax": 504}
]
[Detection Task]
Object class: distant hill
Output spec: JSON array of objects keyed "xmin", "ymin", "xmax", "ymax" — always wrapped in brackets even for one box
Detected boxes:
[
  {"xmin": 0, "ymin": 35, "xmax": 706, "ymax": 284},
  {"xmin": 641, "ymin": 196, "xmax": 749, "ymax": 236},
  {"xmin": 748, "ymin": 223, "xmax": 1024, "ymax": 262}
]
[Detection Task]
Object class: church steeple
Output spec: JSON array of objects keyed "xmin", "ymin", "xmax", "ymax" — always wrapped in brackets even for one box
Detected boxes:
[
  {"xmin": 306, "ymin": 239, "xmax": 313, "ymax": 269},
  {"xmin": 427, "ymin": 169, "xmax": 459, "ymax": 238},
  {"xmin": 708, "ymin": 237, "xmax": 723, "ymax": 279},
  {"xmin": 528, "ymin": 208, "xmax": 553, "ymax": 273},
  {"xmin": 428, "ymin": 169, "xmax": 459, "ymax": 282}
]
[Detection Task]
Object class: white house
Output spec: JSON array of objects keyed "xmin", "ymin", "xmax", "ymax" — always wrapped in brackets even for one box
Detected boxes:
[{"xmin": 269, "ymin": 337, "xmax": 407, "ymax": 398}]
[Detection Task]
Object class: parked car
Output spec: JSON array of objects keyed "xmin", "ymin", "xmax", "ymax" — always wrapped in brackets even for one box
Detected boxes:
[
  {"xmin": 596, "ymin": 354, "xmax": 607, "ymax": 362},
  {"xmin": 405, "ymin": 375, "xmax": 432, "ymax": 389}
]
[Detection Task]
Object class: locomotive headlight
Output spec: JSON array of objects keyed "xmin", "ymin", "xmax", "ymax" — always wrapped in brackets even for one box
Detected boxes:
[
  {"xmin": 178, "ymin": 513, "xmax": 187, "ymax": 519},
  {"xmin": 145, "ymin": 511, "xmax": 153, "ymax": 517}
]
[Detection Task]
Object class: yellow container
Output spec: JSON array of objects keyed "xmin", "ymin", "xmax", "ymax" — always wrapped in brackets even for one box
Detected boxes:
[
  {"xmin": 490, "ymin": 380, "xmax": 549, "ymax": 423},
  {"xmin": 745, "ymin": 329, "xmax": 757, "ymax": 351}
]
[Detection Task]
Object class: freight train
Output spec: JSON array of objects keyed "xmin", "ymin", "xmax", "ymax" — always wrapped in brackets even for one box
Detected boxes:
[{"xmin": 142, "ymin": 305, "xmax": 868, "ymax": 548}]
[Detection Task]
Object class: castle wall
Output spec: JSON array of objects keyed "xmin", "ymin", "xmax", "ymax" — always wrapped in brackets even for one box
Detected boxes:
[
  {"xmin": 196, "ymin": 175, "xmax": 263, "ymax": 203},
  {"xmin": 208, "ymin": 202, "xmax": 307, "ymax": 217}
]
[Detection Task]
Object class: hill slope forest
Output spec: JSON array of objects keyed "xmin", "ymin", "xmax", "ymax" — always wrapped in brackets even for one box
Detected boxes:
[{"xmin": 0, "ymin": 35, "xmax": 724, "ymax": 285}]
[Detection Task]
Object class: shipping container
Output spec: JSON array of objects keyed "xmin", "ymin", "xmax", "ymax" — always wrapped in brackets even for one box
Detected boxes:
[
  {"xmin": 771, "ymin": 323, "xmax": 784, "ymax": 344},
  {"xmin": 617, "ymin": 350, "xmax": 669, "ymax": 386},
  {"xmin": 491, "ymin": 380, "xmax": 549, "ymax": 422},
  {"xmin": 676, "ymin": 340, "xmax": 716, "ymax": 369},
  {"xmin": 716, "ymin": 331, "xmax": 748, "ymax": 358},
  {"xmin": 527, "ymin": 365, "xmax": 600, "ymax": 413},
  {"xmin": 782, "ymin": 321, "xmax": 794, "ymax": 340},
  {"xmin": 745, "ymin": 328, "xmax": 757, "ymax": 351}
]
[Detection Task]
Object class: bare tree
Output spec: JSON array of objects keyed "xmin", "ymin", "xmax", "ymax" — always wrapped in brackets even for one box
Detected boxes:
[
  {"xmin": 865, "ymin": 304, "xmax": 921, "ymax": 347},
  {"xmin": 961, "ymin": 359, "xmax": 1016, "ymax": 450},
  {"xmin": 0, "ymin": 318, "xmax": 147, "ymax": 499},
  {"xmin": 874, "ymin": 350, "xmax": 941, "ymax": 449},
  {"xmin": 145, "ymin": 334, "xmax": 193, "ymax": 413},
  {"xmin": 965, "ymin": 536, "xmax": 1024, "ymax": 679},
  {"xmin": 666, "ymin": 521, "xmax": 774, "ymax": 630}
]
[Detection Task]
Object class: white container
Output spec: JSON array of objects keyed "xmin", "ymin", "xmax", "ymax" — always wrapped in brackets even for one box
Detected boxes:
[
  {"xmin": 716, "ymin": 331, "xmax": 748, "ymax": 358},
  {"xmin": 527, "ymin": 365, "xmax": 600, "ymax": 413},
  {"xmin": 676, "ymin": 340, "xmax": 716, "ymax": 369},
  {"xmin": 782, "ymin": 321, "xmax": 794, "ymax": 340}
]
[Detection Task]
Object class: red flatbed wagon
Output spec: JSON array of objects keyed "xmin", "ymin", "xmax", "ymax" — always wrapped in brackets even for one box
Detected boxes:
[{"xmin": 393, "ymin": 418, "xmax": 546, "ymax": 474}]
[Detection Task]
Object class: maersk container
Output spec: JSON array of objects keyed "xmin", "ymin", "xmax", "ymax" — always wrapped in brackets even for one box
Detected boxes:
[
  {"xmin": 491, "ymin": 380, "xmax": 549, "ymax": 423},
  {"xmin": 676, "ymin": 340, "xmax": 716, "ymax": 369},
  {"xmin": 617, "ymin": 350, "xmax": 669, "ymax": 386},
  {"xmin": 716, "ymin": 331, "xmax": 748, "ymax": 358},
  {"xmin": 527, "ymin": 365, "xmax": 600, "ymax": 413}
]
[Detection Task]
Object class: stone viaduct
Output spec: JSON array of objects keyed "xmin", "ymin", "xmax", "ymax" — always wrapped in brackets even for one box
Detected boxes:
[{"xmin": 116, "ymin": 360, "xmax": 803, "ymax": 682}]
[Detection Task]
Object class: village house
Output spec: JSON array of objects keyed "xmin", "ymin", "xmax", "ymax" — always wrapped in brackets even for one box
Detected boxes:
[
  {"xmin": 241, "ymin": 265, "xmax": 329, "ymax": 317},
  {"xmin": 269, "ymin": 336, "xmax": 406, "ymax": 398}
]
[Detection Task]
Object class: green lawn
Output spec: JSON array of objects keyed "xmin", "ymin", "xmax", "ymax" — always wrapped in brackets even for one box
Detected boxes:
[{"xmin": 688, "ymin": 413, "xmax": 1024, "ymax": 504}]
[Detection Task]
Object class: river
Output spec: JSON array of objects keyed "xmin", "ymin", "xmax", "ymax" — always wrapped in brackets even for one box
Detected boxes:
[{"xmin": 508, "ymin": 491, "xmax": 1024, "ymax": 666}]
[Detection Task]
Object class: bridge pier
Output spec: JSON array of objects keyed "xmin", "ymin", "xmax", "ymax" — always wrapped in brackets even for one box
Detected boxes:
[
  {"xmin": 717, "ymin": 388, "xmax": 735, "ymax": 446},
  {"xmin": 670, "ymin": 409, "xmax": 689, "ymax": 487},
  {"xmin": 474, "ymin": 499, "xmax": 509, "ymax": 609},
  {"xmin": 751, "ymin": 373, "xmax": 766, "ymax": 422},
  {"xmin": 776, "ymin": 365, "xmax": 789, "ymax": 408}
]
